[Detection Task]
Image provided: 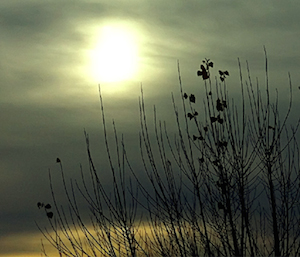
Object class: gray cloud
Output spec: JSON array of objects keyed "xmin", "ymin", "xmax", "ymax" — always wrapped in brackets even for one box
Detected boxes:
[{"xmin": 0, "ymin": 0, "xmax": 300, "ymax": 255}]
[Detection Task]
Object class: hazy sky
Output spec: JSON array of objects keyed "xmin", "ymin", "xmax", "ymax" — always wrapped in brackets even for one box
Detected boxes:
[{"xmin": 1, "ymin": 1, "xmax": 300, "ymax": 256}]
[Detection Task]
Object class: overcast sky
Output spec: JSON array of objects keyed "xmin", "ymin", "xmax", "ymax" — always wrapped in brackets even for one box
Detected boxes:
[{"xmin": 1, "ymin": 1, "xmax": 300, "ymax": 256}]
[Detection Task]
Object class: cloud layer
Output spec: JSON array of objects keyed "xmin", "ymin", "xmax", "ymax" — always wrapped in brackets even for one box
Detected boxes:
[{"xmin": 0, "ymin": 1, "xmax": 299, "ymax": 255}]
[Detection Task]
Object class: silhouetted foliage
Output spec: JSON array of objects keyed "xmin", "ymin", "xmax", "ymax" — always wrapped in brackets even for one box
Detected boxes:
[
  {"xmin": 197, "ymin": 58, "xmax": 213, "ymax": 80},
  {"xmin": 37, "ymin": 202, "xmax": 44, "ymax": 209},
  {"xmin": 37, "ymin": 202, "xmax": 53, "ymax": 219},
  {"xmin": 218, "ymin": 70, "xmax": 229, "ymax": 81},
  {"xmin": 189, "ymin": 94, "xmax": 195, "ymax": 103},
  {"xmin": 46, "ymin": 212, "xmax": 53, "ymax": 219},
  {"xmin": 44, "ymin": 204, "xmax": 51, "ymax": 209},
  {"xmin": 37, "ymin": 49, "xmax": 300, "ymax": 257}
]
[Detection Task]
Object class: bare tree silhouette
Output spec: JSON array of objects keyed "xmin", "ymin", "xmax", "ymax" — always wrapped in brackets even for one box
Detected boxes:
[{"xmin": 37, "ymin": 49, "xmax": 300, "ymax": 257}]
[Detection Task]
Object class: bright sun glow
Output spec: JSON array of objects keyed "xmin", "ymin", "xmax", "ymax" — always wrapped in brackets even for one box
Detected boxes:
[{"xmin": 89, "ymin": 25, "xmax": 138, "ymax": 83}]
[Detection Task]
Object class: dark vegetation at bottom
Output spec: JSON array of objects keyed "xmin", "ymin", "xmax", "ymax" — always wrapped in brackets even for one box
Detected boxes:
[{"xmin": 37, "ymin": 49, "xmax": 300, "ymax": 257}]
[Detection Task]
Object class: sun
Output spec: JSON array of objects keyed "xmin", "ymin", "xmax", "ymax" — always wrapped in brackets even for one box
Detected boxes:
[{"xmin": 89, "ymin": 25, "xmax": 138, "ymax": 83}]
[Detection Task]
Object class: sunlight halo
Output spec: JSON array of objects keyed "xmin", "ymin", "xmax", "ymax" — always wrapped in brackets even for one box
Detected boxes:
[{"xmin": 88, "ymin": 25, "xmax": 139, "ymax": 83}]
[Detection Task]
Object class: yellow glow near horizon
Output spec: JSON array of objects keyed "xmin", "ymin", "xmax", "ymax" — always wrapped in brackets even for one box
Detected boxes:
[{"xmin": 88, "ymin": 25, "xmax": 138, "ymax": 83}]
